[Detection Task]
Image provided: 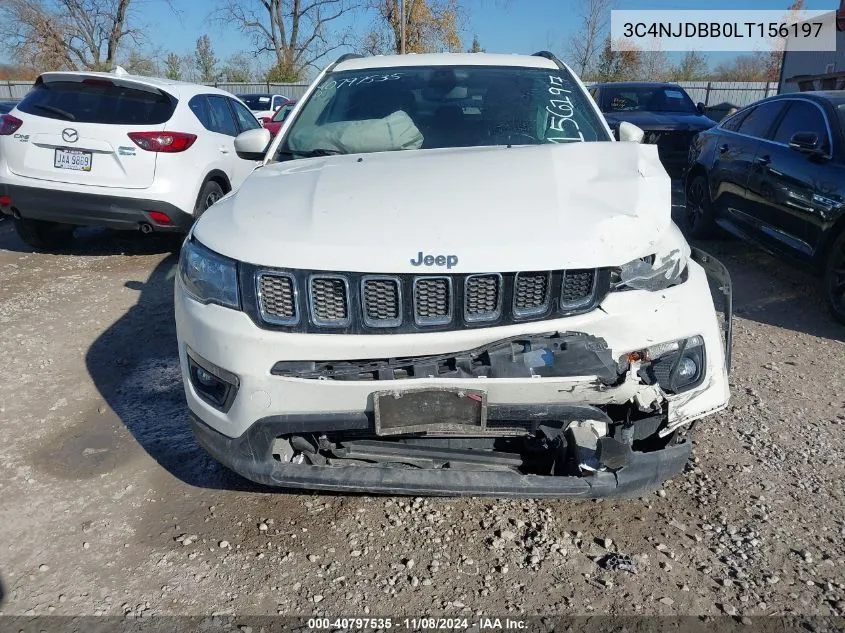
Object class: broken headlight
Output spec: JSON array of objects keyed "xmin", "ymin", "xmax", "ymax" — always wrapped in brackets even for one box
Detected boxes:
[
  {"xmin": 612, "ymin": 249, "xmax": 688, "ymax": 291},
  {"xmin": 612, "ymin": 224, "xmax": 691, "ymax": 291}
]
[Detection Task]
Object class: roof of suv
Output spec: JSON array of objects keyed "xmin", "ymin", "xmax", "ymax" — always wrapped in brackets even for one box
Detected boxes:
[
  {"xmin": 333, "ymin": 52, "xmax": 560, "ymax": 72},
  {"xmin": 37, "ymin": 70, "xmax": 234, "ymax": 100}
]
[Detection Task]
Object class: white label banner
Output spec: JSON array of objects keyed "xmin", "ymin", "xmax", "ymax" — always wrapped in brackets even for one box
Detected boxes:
[{"xmin": 610, "ymin": 9, "xmax": 836, "ymax": 52}]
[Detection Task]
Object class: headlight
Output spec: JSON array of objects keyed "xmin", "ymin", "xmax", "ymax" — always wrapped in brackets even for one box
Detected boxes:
[
  {"xmin": 624, "ymin": 335, "xmax": 706, "ymax": 394},
  {"xmin": 178, "ymin": 237, "xmax": 240, "ymax": 309},
  {"xmin": 613, "ymin": 224, "xmax": 690, "ymax": 291}
]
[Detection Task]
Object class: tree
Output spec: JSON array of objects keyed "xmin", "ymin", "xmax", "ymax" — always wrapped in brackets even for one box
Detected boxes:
[
  {"xmin": 122, "ymin": 48, "xmax": 158, "ymax": 76},
  {"xmin": 365, "ymin": 0, "xmax": 462, "ymax": 55},
  {"xmin": 222, "ymin": 53, "xmax": 254, "ymax": 82},
  {"xmin": 194, "ymin": 34, "xmax": 218, "ymax": 82},
  {"xmin": 764, "ymin": 0, "xmax": 805, "ymax": 81},
  {"xmin": 165, "ymin": 52, "xmax": 181, "ymax": 80},
  {"xmin": 215, "ymin": 0, "xmax": 359, "ymax": 82},
  {"xmin": 566, "ymin": 0, "xmax": 615, "ymax": 76},
  {"xmin": 467, "ymin": 34, "xmax": 483, "ymax": 53},
  {"xmin": 712, "ymin": 53, "xmax": 770, "ymax": 81},
  {"xmin": 0, "ymin": 0, "xmax": 143, "ymax": 72},
  {"xmin": 672, "ymin": 50, "xmax": 709, "ymax": 81},
  {"xmin": 595, "ymin": 37, "xmax": 641, "ymax": 82}
]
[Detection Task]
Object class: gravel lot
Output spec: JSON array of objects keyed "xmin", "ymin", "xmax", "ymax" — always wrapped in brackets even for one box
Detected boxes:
[{"xmin": 0, "ymin": 206, "xmax": 843, "ymax": 620}]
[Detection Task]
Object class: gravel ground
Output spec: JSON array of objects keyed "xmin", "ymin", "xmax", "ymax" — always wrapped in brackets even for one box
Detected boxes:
[{"xmin": 0, "ymin": 212, "xmax": 843, "ymax": 619}]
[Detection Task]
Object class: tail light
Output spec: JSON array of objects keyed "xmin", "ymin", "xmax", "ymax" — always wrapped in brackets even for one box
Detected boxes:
[
  {"xmin": 127, "ymin": 131, "xmax": 197, "ymax": 153},
  {"xmin": 0, "ymin": 114, "xmax": 23, "ymax": 136}
]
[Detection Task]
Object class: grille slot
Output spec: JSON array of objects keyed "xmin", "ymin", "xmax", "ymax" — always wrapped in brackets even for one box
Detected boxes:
[
  {"xmin": 309, "ymin": 276, "xmax": 350, "ymax": 326},
  {"xmin": 362, "ymin": 276, "xmax": 401, "ymax": 327},
  {"xmin": 561, "ymin": 269, "xmax": 596, "ymax": 310},
  {"xmin": 513, "ymin": 272, "xmax": 551, "ymax": 317},
  {"xmin": 414, "ymin": 277, "xmax": 452, "ymax": 325},
  {"xmin": 257, "ymin": 273, "xmax": 298, "ymax": 325},
  {"xmin": 464, "ymin": 273, "xmax": 502, "ymax": 322}
]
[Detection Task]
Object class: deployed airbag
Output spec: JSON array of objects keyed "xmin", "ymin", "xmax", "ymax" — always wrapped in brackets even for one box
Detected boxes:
[{"xmin": 288, "ymin": 110, "xmax": 424, "ymax": 154}]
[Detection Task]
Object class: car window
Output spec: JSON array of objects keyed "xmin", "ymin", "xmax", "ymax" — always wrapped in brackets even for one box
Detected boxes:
[
  {"xmin": 17, "ymin": 79, "xmax": 175, "ymax": 124},
  {"xmin": 600, "ymin": 85, "xmax": 696, "ymax": 114},
  {"xmin": 206, "ymin": 95, "xmax": 239, "ymax": 136},
  {"xmin": 736, "ymin": 101, "xmax": 785, "ymax": 139},
  {"xmin": 277, "ymin": 65, "xmax": 609, "ymax": 159},
  {"xmin": 188, "ymin": 95, "xmax": 213, "ymax": 130},
  {"xmin": 239, "ymin": 94, "xmax": 272, "ymax": 110},
  {"xmin": 773, "ymin": 100, "xmax": 830, "ymax": 149},
  {"xmin": 231, "ymin": 99, "xmax": 261, "ymax": 132},
  {"xmin": 720, "ymin": 107, "xmax": 752, "ymax": 132},
  {"xmin": 272, "ymin": 103, "xmax": 295, "ymax": 122}
]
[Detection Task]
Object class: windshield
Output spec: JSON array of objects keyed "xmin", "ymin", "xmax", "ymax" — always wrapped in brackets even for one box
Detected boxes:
[
  {"xmin": 275, "ymin": 65, "xmax": 609, "ymax": 159},
  {"xmin": 602, "ymin": 86, "xmax": 697, "ymax": 114},
  {"xmin": 239, "ymin": 94, "xmax": 273, "ymax": 110}
]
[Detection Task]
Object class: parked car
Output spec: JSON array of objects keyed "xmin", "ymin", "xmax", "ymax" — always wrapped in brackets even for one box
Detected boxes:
[
  {"xmin": 263, "ymin": 101, "xmax": 297, "ymax": 136},
  {"xmin": 590, "ymin": 82, "xmax": 715, "ymax": 178},
  {"xmin": 0, "ymin": 68, "xmax": 263, "ymax": 250},
  {"xmin": 686, "ymin": 91, "xmax": 845, "ymax": 323},
  {"xmin": 237, "ymin": 93, "xmax": 289, "ymax": 120},
  {"xmin": 175, "ymin": 51, "xmax": 732, "ymax": 497}
]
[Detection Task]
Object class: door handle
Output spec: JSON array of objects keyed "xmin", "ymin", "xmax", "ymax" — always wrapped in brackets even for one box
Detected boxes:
[
  {"xmin": 718, "ymin": 143, "xmax": 729, "ymax": 154},
  {"xmin": 756, "ymin": 155, "xmax": 770, "ymax": 166},
  {"xmin": 219, "ymin": 146, "xmax": 230, "ymax": 154}
]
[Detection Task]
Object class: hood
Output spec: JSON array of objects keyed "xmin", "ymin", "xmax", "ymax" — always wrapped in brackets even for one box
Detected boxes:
[
  {"xmin": 604, "ymin": 110, "xmax": 715, "ymax": 132},
  {"xmin": 194, "ymin": 142, "xmax": 673, "ymax": 274}
]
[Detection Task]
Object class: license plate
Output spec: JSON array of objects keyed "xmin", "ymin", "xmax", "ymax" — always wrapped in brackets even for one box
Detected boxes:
[
  {"xmin": 374, "ymin": 388, "xmax": 487, "ymax": 436},
  {"xmin": 54, "ymin": 148, "xmax": 92, "ymax": 171}
]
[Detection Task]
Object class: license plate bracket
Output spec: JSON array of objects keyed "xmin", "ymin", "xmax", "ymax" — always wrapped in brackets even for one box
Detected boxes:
[
  {"xmin": 54, "ymin": 148, "xmax": 92, "ymax": 171},
  {"xmin": 374, "ymin": 388, "xmax": 487, "ymax": 436}
]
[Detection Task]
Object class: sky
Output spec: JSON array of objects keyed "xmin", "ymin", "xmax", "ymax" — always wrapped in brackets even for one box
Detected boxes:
[{"xmin": 8, "ymin": 0, "xmax": 842, "ymax": 74}]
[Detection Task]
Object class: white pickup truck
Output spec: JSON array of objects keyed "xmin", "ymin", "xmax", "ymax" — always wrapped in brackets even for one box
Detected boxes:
[{"xmin": 175, "ymin": 51, "xmax": 732, "ymax": 497}]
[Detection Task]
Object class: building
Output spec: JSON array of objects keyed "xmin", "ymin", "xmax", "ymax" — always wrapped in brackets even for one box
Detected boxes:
[{"xmin": 779, "ymin": 1, "xmax": 845, "ymax": 93}]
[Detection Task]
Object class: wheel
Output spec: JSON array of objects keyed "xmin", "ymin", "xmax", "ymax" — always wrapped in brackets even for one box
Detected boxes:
[
  {"xmin": 824, "ymin": 230, "xmax": 845, "ymax": 324},
  {"xmin": 13, "ymin": 218, "xmax": 74, "ymax": 252},
  {"xmin": 684, "ymin": 173, "xmax": 716, "ymax": 239},
  {"xmin": 194, "ymin": 180, "xmax": 225, "ymax": 219}
]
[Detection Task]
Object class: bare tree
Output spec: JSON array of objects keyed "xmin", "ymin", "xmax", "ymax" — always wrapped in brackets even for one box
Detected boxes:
[
  {"xmin": 566, "ymin": 0, "xmax": 615, "ymax": 76},
  {"xmin": 214, "ymin": 0, "xmax": 359, "ymax": 82},
  {"xmin": 639, "ymin": 41, "xmax": 669, "ymax": 82},
  {"xmin": 672, "ymin": 51, "xmax": 709, "ymax": 81},
  {"xmin": 0, "ymin": 0, "xmax": 148, "ymax": 71}
]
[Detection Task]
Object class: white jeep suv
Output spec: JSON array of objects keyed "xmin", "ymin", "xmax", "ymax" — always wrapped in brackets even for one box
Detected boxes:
[
  {"xmin": 0, "ymin": 68, "xmax": 261, "ymax": 250},
  {"xmin": 175, "ymin": 52, "xmax": 733, "ymax": 497}
]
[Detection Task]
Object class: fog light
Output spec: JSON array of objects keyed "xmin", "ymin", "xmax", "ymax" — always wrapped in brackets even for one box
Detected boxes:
[
  {"xmin": 186, "ymin": 349, "xmax": 239, "ymax": 412},
  {"xmin": 677, "ymin": 356, "xmax": 698, "ymax": 380}
]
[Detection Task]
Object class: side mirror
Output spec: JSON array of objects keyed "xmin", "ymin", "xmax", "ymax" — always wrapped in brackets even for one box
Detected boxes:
[
  {"xmin": 788, "ymin": 131, "xmax": 825, "ymax": 156},
  {"xmin": 235, "ymin": 127, "xmax": 272, "ymax": 161},
  {"xmin": 618, "ymin": 121, "xmax": 644, "ymax": 143},
  {"xmin": 696, "ymin": 102, "xmax": 706, "ymax": 115}
]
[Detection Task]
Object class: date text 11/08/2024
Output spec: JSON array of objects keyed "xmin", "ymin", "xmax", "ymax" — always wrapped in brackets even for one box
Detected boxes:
[{"xmin": 306, "ymin": 618, "xmax": 528, "ymax": 630}]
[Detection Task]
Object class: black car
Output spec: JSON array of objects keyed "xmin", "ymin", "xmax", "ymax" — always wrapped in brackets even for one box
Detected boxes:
[
  {"xmin": 590, "ymin": 82, "xmax": 715, "ymax": 178},
  {"xmin": 686, "ymin": 91, "xmax": 845, "ymax": 323}
]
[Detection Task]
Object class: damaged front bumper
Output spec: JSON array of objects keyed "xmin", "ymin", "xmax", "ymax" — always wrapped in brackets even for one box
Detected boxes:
[
  {"xmin": 178, "ymin": 251, "xmax": 732, "ymax": 497},
  {"xmin": 190, "ymin": 412, "xmax": 691, "ymax": 497}
]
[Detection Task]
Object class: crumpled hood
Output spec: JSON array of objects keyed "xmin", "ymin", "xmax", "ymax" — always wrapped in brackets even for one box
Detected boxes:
[{"xmin": 195, "ymin": 142, "xmax": 673, "ymax": 273}]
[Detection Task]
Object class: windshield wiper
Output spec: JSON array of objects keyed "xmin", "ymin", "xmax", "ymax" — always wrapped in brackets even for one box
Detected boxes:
[
  {"xmin": 32, "ymin": 104, "xmax": 76, "ymax": 121},
  {"xmin": 278, "ymin": 148, "xmax": 345, "ymax": 158}
]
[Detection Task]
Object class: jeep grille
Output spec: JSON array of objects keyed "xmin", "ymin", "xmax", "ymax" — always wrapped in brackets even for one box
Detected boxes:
[{"xmin": 249, "ymin": 267, "xmax": 609, "ymax": 334}]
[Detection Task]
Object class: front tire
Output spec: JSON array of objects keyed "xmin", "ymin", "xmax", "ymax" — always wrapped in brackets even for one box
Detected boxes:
[
  {"xmin": 825, "ymin": 230, "xmax": 845, "ymax": 324},
  {"xmin": 684, "ymin": 173, "xmax": 716, "ymax": 239},
  {"xmin": 194, "ymin": 181, "xmax": 225, "ymax": 220},
  {"xmin": 13, "ymin": 218, "xmax": 74, "ymax": 252}
]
